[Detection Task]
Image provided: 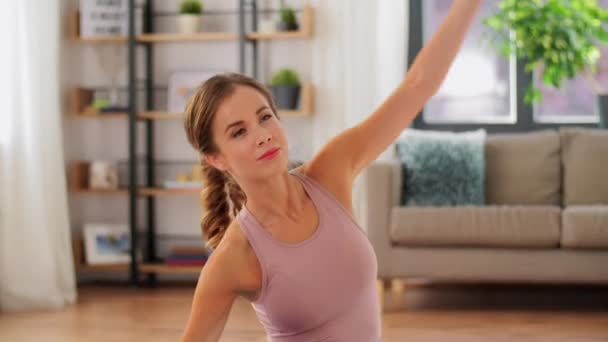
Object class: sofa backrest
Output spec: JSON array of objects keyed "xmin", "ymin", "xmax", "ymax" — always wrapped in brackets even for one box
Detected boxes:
[
  {"xmin": 485, "ymin": 130, "xmax": 561, "ymax": 205},
  {"xmin": 560, "ymin": 127, "xmax": 608, "ymax": 206}
]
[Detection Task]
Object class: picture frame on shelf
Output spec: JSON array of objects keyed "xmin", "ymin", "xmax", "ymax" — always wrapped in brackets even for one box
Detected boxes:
[
  {"xmin": 167, "ymin": 71, "xmax": 219, "ymax": 113},
  {"xmin": 83, "ymin": 223, "xmax": 131, "ymax": 265},
  {"xmin": 79, "ymin": 0, "xmax": 143, "ymax": 38},
  {"xmin": 89, "ymin": 160, "xmax": 119, "ymax": 189}
]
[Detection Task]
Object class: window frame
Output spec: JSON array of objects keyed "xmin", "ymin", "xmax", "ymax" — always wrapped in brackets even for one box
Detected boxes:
[{"xmin": 408, "ymin": 0, "xmax": 597, "ymax": 133}]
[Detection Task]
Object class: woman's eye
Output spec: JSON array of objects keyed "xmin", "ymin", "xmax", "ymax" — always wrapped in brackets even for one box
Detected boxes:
[
  {"xmin": 261, "ymin": 113, "xmax": 273, "ymax": 121},
  {"xmin": 232, "ymin": 128, "xmax": 245, "ymax": 138}
]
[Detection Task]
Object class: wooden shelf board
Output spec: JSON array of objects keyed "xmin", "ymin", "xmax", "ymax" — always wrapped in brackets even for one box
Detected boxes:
[
  {"xmin": 250, "ymin": 5, "xmax": 314, "ymax": 40},
  {"xmin": 77, "ymin": 264, "xmax": 129, "ymax": 272},
  {"xmin": 71, "ymin": 109, "xmax": 311, "ymax": 119},
  {"xmin": 138, "ymin": 111, "xmax": 183, "ymax": 120},
  {"xmin": 72, "ymin": 112, "xmax": 128, "ymax": 119},
  {"xmin": 248, "ymin": 6, "xmax": 314, "ymax": 40},
  {"xmin": 140, "ymin": 263, "xmax": 202, "ymax": 274},
  {"xmin": 70, "ymin": 187, "xmax": 201, "ymax": 196},
  {"xmin": 139, "ymin": 188, "xmax": 202, "ymax": 196},
  {"xmin": 70, "ymin": 6, "xmax": 313, "ymax": 44},
  {"xmin": 76, "ymin": 263, "xmax": 202, "ymax": 274},
  {"xmin": 71, "ymin": 188, "xmax": 128, "ymax": 194},
  {"xmin": 247, "ymin": 30, "xmax": 311, "ymax": 40},
  {"xmin": 70, "ymin": 111, "xmax": 184, "ymax": 120},
  {"xmin": 278, "ymin": 109, "xmax": 309, "ymax": 117},
  {"xmin": 137, "ymin": 32, "xmax": 237, "ymax": 43},
  {"xmin": 72, "ymin": 36, "xmax": 128, "ymax": 44}
]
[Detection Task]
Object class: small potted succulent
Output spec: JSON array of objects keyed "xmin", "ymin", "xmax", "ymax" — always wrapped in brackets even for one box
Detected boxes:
[
  {"xmin": 276, "ymin": 1, "xmax": 299, "ymax": 31},
  {"xmin": 178, "ymin": 0, "xmax": 203, "ymax": 34},
  {"xmin": 270, "ymin": 68, "xmax": 301, "ymax": 110},
  {"xmin": 483, "ymin": 0, "xmax": 608, "ymax": 128}
]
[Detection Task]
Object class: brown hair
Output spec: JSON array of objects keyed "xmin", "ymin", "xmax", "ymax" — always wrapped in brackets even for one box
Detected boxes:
[{"xmin": 183, "ymin": 73, "xmax": 279, "ymax": 250}]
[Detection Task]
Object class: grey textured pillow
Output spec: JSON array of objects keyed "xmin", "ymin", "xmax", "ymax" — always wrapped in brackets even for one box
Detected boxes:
[
  {"xmin": 395, "ymin": 129, "xmax": 486, "ymax": 207},
  {"xmin": 560, "ymin": 128, "xmax": 608, "ymax": 205}
]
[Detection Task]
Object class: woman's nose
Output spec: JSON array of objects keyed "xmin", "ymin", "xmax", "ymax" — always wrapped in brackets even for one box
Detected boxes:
[{"xmin": 257, "ymin": 133, "xmax": 272, "ymax": 146}]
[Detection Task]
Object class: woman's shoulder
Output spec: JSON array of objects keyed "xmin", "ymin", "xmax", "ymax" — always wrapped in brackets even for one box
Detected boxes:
[
  {"xmin": 290, "ymin": 161, "xmax": 355, "ymax": 216},
  {"xmin": 212, "ymin": 219, "xmax": 263, "ymax": 300}
]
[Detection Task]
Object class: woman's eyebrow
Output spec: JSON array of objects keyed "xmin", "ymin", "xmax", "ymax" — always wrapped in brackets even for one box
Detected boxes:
[
  {"xmin": 224, "ymin": 106, "xmax": 269, "ymax": 134},
  {"xmin": 225, "ymin": 120, "xmax": 244, "ymax": 134}
]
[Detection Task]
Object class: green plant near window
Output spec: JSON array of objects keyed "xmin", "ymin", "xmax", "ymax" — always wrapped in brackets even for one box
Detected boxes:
[
  {"xmin": 278, "ymin": 0, "xmax": 297, "ymax": 24},
  {"xmin": 271, "ymin": 68, "xmax": 300, "ymax": 86},
  {"xmin": 180, "ymin": 0, "xmax": 203, "ymax": 15},
  {"xmin": 280, "ymin": 7, "xmax": 297, "ymax": 24},
  {"xmin": 483, "ymin": 0, "xmax": 608, "ymax": 104}
]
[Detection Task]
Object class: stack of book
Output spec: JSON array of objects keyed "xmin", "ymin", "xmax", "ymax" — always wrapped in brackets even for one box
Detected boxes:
[{"xmin": 165, "ymin": 246, "xmax": 210, "ymax": 267}]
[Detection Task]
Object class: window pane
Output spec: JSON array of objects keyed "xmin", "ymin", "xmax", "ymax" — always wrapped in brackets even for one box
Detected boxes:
[
  {"xmin": 422, "ymin": 0, "xmax": 515, "ymax": 124},
  {"xmin": 534, "ymin": 0, "xmax": 608, "ymax": 123}
]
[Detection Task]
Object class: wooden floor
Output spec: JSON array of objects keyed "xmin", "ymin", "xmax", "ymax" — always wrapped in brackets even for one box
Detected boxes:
[{"xmin": 1, "ymin": 281, "xmax": 608, "ymax": 341}]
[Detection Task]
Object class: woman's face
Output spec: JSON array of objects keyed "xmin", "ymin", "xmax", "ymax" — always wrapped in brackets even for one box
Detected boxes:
[{"xmin": 206, "ymin": 85, "xmax": 289, "ymax": 181}]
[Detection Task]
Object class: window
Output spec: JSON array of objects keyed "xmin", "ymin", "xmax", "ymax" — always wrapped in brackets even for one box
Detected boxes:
[
  {"xmin": 421, "ymin": 0, "xmax": 515, "ymax": 124},
  {"xmin": 533, "ymin": 0, "xmax": 608, "ymax": 124},
  {"xmin": 409, "ymin": 0, "xmax": 600, "ymax": 131}
]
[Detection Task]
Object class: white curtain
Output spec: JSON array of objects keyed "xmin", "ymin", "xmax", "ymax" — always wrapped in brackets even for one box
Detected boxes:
[
  {"xmin": 311, "ymin": 0, "xmax": 408, "ymax": 225},
  {"xmin": 0, "ymin": 0, "xmax": 77, "ymax": 311}
]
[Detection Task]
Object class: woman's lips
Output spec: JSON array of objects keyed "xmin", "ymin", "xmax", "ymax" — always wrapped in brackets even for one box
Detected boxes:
[{"xmin": 258, "ymin": 147, "xmax": 280, "ymax": 161}]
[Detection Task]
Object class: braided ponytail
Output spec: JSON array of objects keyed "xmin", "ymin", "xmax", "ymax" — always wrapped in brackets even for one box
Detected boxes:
[{"xmin": 199, "ymin": 162, "xmax": 233, "ymax": 250}]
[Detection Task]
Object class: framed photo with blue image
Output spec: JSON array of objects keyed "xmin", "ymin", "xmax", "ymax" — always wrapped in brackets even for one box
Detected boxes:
[
  {"xmin": 167, "ymin": 71, "xmax": 221, "ymax": 113},
  {"xmin": 83, "ymin": 223, "xmax": 131, "ymax": 265}
]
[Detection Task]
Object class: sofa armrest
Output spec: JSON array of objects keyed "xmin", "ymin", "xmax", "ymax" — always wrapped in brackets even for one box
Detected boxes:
[{"xmin": 361, "ymin": 160, "xmax": 401, "ymax": 277}]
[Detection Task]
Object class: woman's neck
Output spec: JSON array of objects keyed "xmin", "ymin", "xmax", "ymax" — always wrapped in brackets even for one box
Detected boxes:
[{"xmin": 240, "ymin": 171, "xmax": 306, "ymax": 225}]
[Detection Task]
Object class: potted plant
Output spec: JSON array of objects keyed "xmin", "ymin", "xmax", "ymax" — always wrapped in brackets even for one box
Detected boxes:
[
  {"xmin": 483, "ymin": 0, "xmax": 608, "ymax": 128},
  {"xmin": 276, "ymin": 1, "xmax": 299, "ymax": 31},
  {"xmin": 270, "ymin": 68, "xmax": 301, "ymax": 110},
  {"xmin": 178, "ymin": 0, "xmax": 203, "ymax": 34}
]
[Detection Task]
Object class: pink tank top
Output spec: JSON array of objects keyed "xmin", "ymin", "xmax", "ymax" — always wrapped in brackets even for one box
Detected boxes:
[{"xmin": 236, "ymin": 171, "xmax": 380, "ymax": 341}]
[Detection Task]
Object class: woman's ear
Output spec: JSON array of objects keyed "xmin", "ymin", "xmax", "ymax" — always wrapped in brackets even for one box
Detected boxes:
[{"xmin": 204, "ymin": 153, "xmax": 229, "ymax": 172}]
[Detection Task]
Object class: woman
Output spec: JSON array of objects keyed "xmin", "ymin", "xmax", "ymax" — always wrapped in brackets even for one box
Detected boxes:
[{"xmin": 180, "ymin": 1, "xmax": 481, "ymax": 340}]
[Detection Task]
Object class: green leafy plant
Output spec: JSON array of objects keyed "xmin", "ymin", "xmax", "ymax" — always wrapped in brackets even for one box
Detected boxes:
[
  {"xmin": 279, "ymin": 0, "xmax": 297, "ymax": 24},
  {"xmin": 280, "ymin": 7, "xmax": 297, "ymax": 24},
  {"xmin": 483, "ymin": 0, "xmax": 608, "ymax": 103},
  {"xmin": 180, "ymin": 0, "xmax": 203, "ymax": 15},
  {"xmin": 270, "ymin": 68, "xmax": 300, "ymax": 86}
]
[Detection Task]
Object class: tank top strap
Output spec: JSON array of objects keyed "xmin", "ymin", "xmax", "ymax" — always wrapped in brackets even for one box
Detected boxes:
[
  {"xmin": 290, "ymin": 171, "xmax": 343, "ymax": 213},
  {"xmin": 290, "ymin": 170, "xmax": 365, "ymax": 233},
  {"xmin": 289, "ymin": 170, "xmax": 324, "ymax": 202}
]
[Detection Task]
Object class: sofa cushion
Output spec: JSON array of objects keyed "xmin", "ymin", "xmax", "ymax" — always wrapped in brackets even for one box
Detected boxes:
[
  {"xmin": 389, "ymin": 206, "xmax": 561, "ymax": 248},
  {"xmin": 395, "ymin": 129, "xmax": 486, "ymax": 206},
  {"xmin": 560, "ymin": 128, "xmax": 608, "ymax": 205},
  {"xmin": 485, "ymin": 130, "xmax": 561, "ymax": 205},
  {"xmin": 562, "ymin": 206, "xmax": 608, "ymax": 249}
]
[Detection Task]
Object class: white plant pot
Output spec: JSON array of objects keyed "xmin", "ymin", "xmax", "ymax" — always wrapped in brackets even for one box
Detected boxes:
[
  {"xmin": 178, "ymin": 15, "xmax": 201, "ymax": 34},
  {"xmin": 259, "ymin": 19, "xmax": 276, "ymax": 33}
]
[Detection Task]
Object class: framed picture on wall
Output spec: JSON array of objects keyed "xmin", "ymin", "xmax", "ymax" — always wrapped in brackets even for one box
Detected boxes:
[
  {"xmin": 83, "ymin": 223, "xmax": 131, "ymax": 265},
  {"xmin": 167, "ymin": 71, "xmax": 220, "ymax": 113}
]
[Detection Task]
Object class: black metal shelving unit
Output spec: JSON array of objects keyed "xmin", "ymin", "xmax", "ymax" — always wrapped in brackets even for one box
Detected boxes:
[{"xmin": 123, "ymin": 0, "xmax": 307, "ymax": 286}]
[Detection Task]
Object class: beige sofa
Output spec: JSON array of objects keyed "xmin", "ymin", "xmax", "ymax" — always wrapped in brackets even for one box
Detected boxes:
[{"xmin": 363, "ymin": 128, "xmax": 608, "ymax": 291}]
